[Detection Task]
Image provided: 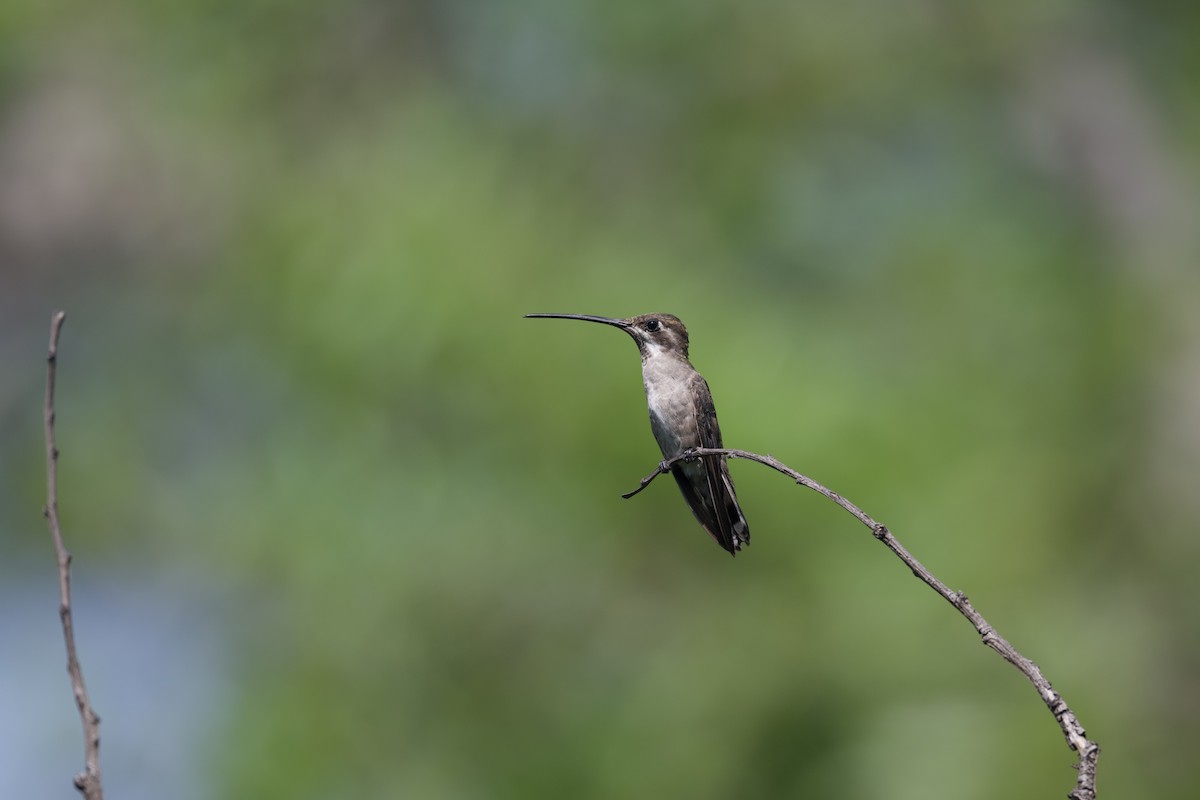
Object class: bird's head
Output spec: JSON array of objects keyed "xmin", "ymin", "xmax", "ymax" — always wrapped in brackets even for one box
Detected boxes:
[{"xmin": 524, "ymin": 312, "xmax": 690, "ymax": 360}]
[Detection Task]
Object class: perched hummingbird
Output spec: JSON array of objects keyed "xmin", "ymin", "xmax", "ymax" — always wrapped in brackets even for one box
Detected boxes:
[{"xmin": 525, "ymin": 313, "xmax": 750, "ymax": 555}]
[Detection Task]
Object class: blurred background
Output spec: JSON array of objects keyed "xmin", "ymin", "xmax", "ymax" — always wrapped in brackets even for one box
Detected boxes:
[{"xmin": 2, "ymin": 1, "xmax": 1197, "ymax": 798}]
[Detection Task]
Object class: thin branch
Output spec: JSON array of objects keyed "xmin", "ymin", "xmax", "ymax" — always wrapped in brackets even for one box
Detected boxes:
[
  {"xmin": 621, "ymin": 458, "xmax": 674, "ymax": 499},
  {"xmin": 626, "ymin": 447, "xmax": 1100, "ymax": 800},
  {"xmin": 43, "ymin": 311, "xmax": 105, "ymax": 800}
]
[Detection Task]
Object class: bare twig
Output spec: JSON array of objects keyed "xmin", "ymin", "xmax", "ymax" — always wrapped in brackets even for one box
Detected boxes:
[
  {"xmin": 626, "ymin": 447, "xmax": 1100, "ymax": 800},
  {"xmin": 43, "ymin": 311, "xmax": 105, "ymax": 800}
]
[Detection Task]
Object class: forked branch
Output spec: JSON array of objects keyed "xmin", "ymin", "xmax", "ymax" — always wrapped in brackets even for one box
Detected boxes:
[{"xmin": 626, "ymin": 447, "xmax": 1099, "ymax": 800}]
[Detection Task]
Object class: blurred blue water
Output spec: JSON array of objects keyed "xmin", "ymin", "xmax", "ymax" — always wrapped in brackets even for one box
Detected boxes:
[{"xmin": 0, "ymin": 565, "xmax": 230, "ymax": 800}]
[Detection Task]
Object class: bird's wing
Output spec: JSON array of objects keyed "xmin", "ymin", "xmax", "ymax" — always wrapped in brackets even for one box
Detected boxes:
[{"xmin": 687, "ymin": 372, "xmax": 750, "ymax": 554}]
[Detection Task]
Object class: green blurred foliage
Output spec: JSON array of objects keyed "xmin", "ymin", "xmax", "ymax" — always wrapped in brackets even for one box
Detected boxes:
[{"xmin": 2, "ymin": 0, "xmax": 1198, "ymax": 798}]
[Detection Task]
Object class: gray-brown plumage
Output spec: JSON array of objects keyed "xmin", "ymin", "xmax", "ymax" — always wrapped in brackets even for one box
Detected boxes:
[{"xmin": 525, "ymin": 312, "xmax": 750, "ymax": 555}]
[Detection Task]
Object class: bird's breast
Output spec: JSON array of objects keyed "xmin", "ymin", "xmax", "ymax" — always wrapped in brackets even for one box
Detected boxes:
[{"xmin": 641, "ymin": 357, "xmax": 700, "ymax": 458}]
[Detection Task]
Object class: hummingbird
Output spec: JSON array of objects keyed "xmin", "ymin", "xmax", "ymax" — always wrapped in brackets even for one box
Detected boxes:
[{"xmin": 525, "ymin": 313, "xmax": 750, "ymax": 556}]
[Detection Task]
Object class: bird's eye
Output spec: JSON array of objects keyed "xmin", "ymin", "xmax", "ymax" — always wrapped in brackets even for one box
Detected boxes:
[{"xmin": 644, "ymin": 319, "xmax": 660, "ymax": 332}]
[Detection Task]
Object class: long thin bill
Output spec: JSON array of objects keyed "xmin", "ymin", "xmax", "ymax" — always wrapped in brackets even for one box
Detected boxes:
[{"xmin": 524, "ymin": 313, "xmax": 630, "ymax": 329}]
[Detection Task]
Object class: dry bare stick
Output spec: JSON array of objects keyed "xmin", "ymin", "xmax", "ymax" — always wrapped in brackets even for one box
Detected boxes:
[
  {"xmin": 625, "ymin": 446, "xmax": 1100, "ymax": 800},
  {"xmin": 43, "ymin": 311, "xmax": 105, "ymax": 800}
]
